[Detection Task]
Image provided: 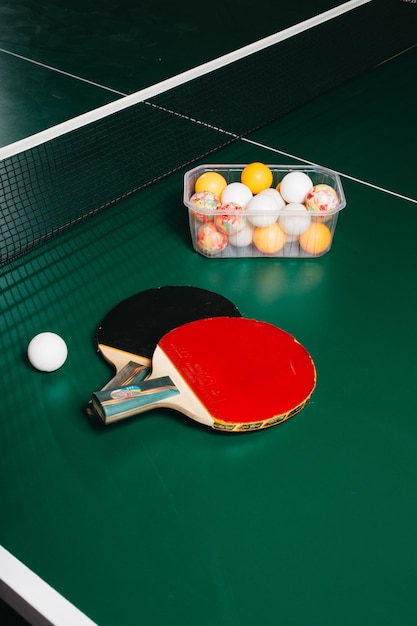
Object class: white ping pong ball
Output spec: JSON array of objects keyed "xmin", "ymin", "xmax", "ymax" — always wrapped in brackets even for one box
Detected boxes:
[
  {"xmin": 279, "ymin": 171, "xmax": 313, "ymax": 204},
  {"xmin": 279, "ymin": 203, "xmax": 311, "ymax": 236},
  {"xmin": 27, "ymin": 332, "xmax": 68, "ymax": 372},
  {"xmin": 258, "ymin": 187, "xmax": 286, "ymax": 206},
  {"xmin": 220, "ymin": 182, "xmax": 253, "ymax": 208},
  {"xmin": 229, "ymin": 223, "xmax": 254, "ymax": 247},
  {"xmin": 246, "ymin": 193, "xmax": 282, "ymax": 228}
]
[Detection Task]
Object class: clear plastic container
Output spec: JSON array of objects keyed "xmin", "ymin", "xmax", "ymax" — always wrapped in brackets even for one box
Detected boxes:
[{"xmin": 183, "ymin": 164, "xmax": 346, "ymax": 258}]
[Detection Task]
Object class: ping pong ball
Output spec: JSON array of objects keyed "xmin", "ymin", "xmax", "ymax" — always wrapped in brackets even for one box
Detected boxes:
[
  {"xmin": 241, "ymin": 162, "xmax": 273, "ymax": 194},
  {"xmin": 279, "ymin": 171, "xmax": 313, "ymax": 203},
  {"xmin": 27, "ymin": 332, "xmax": 68, "ymax": 372},
  {"xmin": 196, "ymin": 222, "xmax": 228, "ymax": 255},
  {"xmin": 195, "ymin": 171, "xmax": 227, "ymax": 198},
  {"xmin": 299, "ymin": 222, "xmax": 332, "ymax": 255},
  {"xmin": 246, "ymin": 193, "xmax": 281, "ymax": 228},
  {"xmin": 221, "ymin": 182, "xmax": 253, "ymax": 208},
  {"xmin": 214, "ymin": 202, "xmax": 247, "ymax": 235},
  {"xmin": 229, "ymin": 223, "xmax": 254, "ymax": 247},
  {"xmin": 189, "ymin": 190, "xmax": 220, "ymax": 222},
  {"xmin": 259, "ymin": 187, "xmax": 286, "ymax": 207},
  {"xmin": 305, "ymin": 184, "xmax": 339, "ymax": 213},
  {"xmin": 279, "ymin": 203, "xmax": 311, "ymax": 236},
  {"xmin": 253, "ymin": 222, "xmax": 286, "ymax": 254}
]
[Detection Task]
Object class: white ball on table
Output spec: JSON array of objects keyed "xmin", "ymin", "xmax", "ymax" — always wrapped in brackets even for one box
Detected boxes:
[{"xmin": 27, "ymin": 332, "xmax": 68, "ymax": 372}]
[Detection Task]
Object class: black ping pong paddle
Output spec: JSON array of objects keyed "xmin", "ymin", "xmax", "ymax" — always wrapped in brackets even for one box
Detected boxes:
[{"xmin": 87, "ymin": 286, "xmax": 241, "ymax": 416}]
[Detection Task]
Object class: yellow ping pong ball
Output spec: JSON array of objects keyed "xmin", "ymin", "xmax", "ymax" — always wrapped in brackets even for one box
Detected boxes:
[
  {"xmin": 27, "ymin": 332, "xmax": 68, "ymax": 372},
  {"xmin": 241, "ymin": 162, "xmax": 273, "ymax": 194},
  {"xmin": 195, "ymin": 171, "xmax": 227, "ymax": 198}
]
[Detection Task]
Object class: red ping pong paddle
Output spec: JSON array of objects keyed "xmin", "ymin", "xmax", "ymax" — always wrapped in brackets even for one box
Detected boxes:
[
  {"xmin": 87, "ymin": 287, "xmax": 241, "ymax": 415},
  {"xmin": 92, "ymin": 317, "xmax": 316, "ymax": 432}
]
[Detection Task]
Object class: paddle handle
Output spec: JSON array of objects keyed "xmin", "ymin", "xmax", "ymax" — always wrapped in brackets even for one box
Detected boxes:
[
  {"xmin": 85, "ymin": 361, "xmax": 151, "ymax": 417},
  {"xmin": 91, "ymin": 376, "xmax": 180, "ymax": 424}
]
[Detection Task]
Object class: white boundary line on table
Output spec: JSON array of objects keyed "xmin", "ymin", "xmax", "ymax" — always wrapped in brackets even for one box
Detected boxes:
[{"xmin": 241, "ymin": 137, "xmax": 417, "ymax": 204}]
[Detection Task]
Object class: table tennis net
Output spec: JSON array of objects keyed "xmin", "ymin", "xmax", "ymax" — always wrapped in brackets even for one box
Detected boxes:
[{"xmin": 0, "ymin": 0, "xmax": 416, "ymax": 265}]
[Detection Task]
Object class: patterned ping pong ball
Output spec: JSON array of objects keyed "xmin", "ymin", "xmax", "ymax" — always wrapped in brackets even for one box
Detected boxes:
[
  {"xmin": 27, "ymin": 332, "xmax": 68, "ymax": 372},
  {"xmin": 189, "ymin": 190, "xmax": 220, "ymax": 222},
  {"xmin": 279, "ymin": 171, "xmax": 314, "ymax": 204},
  {"xmin": 305, "ymin": 184, "xmax": 340, "ymax": 214},
  {"xmin": 214, "ymin": 202, "xmax": 247, "ymax": 235},
  {"xmin": 299, "ymin": 222, "xmax": 332, "ymax": 255},
  {"xmin": 246, "ymin": 193, "xmax": 282, "ymax": 228},
  {"xmin": 221, "ymin": 182, "xmax": 253, "ymax": 208},
  {"xmin": 279, "ymin": 203, "xmax": 311, "ymax": 236},
  {"xmin": 253, "ymin": 222, "xmax": 286, "ymax": 254},
  {"xmin": 241, "ymin": 162, "xmax": 273, "ymax": 194},
  {"xmin": 196, "ymin": 222, "xmax": 228, "ymax": 255},
  {"xmin": 195, "ymin": 171, "xmax": 227, "ymax": 198}
]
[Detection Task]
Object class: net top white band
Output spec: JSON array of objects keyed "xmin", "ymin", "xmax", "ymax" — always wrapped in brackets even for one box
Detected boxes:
[{"xmin": 0, "ymin": 0, "xmax": 371, "ymax": 161}]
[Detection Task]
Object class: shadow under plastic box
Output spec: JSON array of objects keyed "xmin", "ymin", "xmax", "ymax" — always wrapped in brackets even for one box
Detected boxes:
[{"xmin": 183, "ymin": 164, "xmax": 346, "ymax": 258}]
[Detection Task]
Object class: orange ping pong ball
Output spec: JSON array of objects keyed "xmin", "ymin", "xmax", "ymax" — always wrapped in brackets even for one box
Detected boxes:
[
  {"xmin": 241, "ymin": 162, "xmax": 273, "ymax": 194},
  {"xmin": 299, "ymin": 222, "xmax": 332, "ymax": 255},
  {"xmin": 195, "ymin": 171, "xmax": 227, "ymax": 198},
  {"xmin": 253, "ymin": 222, "xmax": 286, "ymax": 254}
]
